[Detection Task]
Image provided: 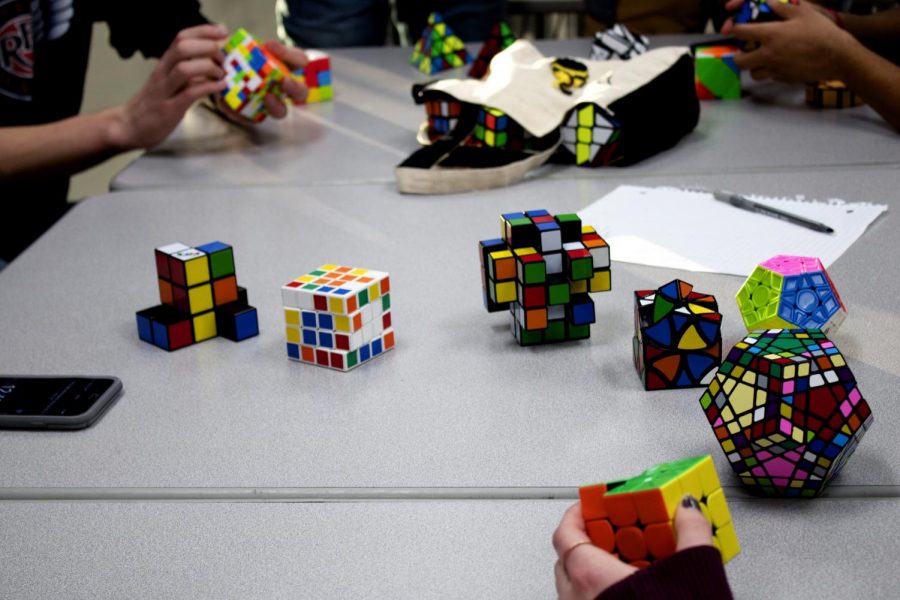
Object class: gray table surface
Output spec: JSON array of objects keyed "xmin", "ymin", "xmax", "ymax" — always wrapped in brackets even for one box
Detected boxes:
[
  {"xmin": 1, "ymin": 168, "xmax": 896, "ymax": 491},
  {"xmin": 110, "ymin": 39, "xmax": 899, "ymax": 191},
  {"xmin": 1, "ymin": 498, "xmax": 896, "ymax": 599}
]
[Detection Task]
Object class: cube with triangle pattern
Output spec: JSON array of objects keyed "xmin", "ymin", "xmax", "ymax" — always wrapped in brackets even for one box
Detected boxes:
[
  {"xmin": 410, "ymin": 12, "xmax": 473, "ymax": 75},
  {"xmin": 694, "ymin": 45, "xmax": 741, "ymax": 100},
  {"xmin": 633, "ymin": 279, "xmax": 722, "ymax": 390}
]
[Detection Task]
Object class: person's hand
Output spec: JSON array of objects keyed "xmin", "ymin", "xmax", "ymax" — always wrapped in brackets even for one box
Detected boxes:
[
  {"xmin": 727, "ymin": 1, "xmax": 854, "ymax": 82},
  {"xmin": 112, "ymin": 24, "xmax": 229, "ymax": 150},
  {"xmin": 213, "ymin": 40, "xmax": 309, "ymax": 124},
  {"xmin": 552, "ymin": 496, "xmax": 715, "ymax": 599}
]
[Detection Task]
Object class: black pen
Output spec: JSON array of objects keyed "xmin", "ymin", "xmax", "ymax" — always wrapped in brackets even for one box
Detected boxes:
[{"xmin": 712, "ymin": 190, "xmax": 835, "ymax": 234}]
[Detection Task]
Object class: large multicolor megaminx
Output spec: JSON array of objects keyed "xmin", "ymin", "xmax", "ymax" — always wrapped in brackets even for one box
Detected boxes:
[
  {"xmin": 410, "ymin": 12, "xmax": 472, "ymax": 75},
  {"xmin": 282, "ymin": 265, "xmax": 394, "ymax": 371},
  {"xmin": 479, "ymin": 210, "xmax": 610, "ymax": 345},
  {"xmin": 699, "ymin": 329, "xmax": 873, "ymax": 497},
  {"xmin": 736, "ymin": 255, "xmax": 847, "ymax": 334},
  {"xmin": 633, "ymin": 279, "xmax": 722, "ymax": 390},
  {"xmin": 221, "ymin": 28, "xmax": 288, "ymax": 122},
  {"xmin": 580, "ymin": 455, "xmax": 740, "ymax": 565}
]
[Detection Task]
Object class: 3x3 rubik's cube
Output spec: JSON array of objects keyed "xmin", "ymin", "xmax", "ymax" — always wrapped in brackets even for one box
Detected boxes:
[
  {"xmin": 634, "ymin": 279, "xmax": 722, "ymax": 390},
  {"xmin": 282, "ymin": 265, "xmax": 394, "ymax": 371},
  {"xmin": 580, "ymin": 455, "xmax": 740, "ymax": 566},
  {"xmin": 291, "ymin": 49, "xmax": 332, "ymax": 104},
  {"xmin": 136, "ymin": 242, "xmax": 259, "ymax": 351},
  {"xmin": 479, "ymin": 210, "xmax": 611, "ymax": 346}
]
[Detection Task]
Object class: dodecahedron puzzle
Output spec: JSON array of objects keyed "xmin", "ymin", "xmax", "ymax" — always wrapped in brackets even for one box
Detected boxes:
[
  {"xmin": 736, "ymin": 255, "xmax": 847, "ymax": 334},
  {"xmin": 136, "ymin": 242, "xmax": 259, "ymax": 351},
  {"xmin": 806, "ymin": 80, "xmax": 864, "ymax": 109},
  {"xmin": 699, "ymin": 329, "xmax": 873, "ymax": 497},
  {"xmin": 291, "ymin": 49, "xmax": 332, "ymax": 104},
  {"xmin": 473, "ymin": 106, "xmax": 527, "ymax": 150},
  {"xmin": 733, "ymin": 0, "xmax": 797, "ymax": 24},
  {"xmin": 580, "ymin": 455, "xmax": 740, "ymax": 566},
  {"xmin": 561, "ymin": 103, "xmax": 622, "ymax": 166},
  {"xmin": 221, "ymin": 28, "xmax": 289, "ymax": 122},
  {"xmin": 469, "ymin": 21, "xmax": 516, "ymax": 79},
  {"xmin": 589, "ymin": 23, "xmax": 648, "ymax": 61},
  {"xmin": 694, "ymin": 45, "xmax": 741, "ymax": 100},
  {"xmin": 410, "ymin": 12, "xmax": 473, "ymax": 75},
  {"xmin": 282, "ymin": 265, "xmax": 394, "ymax": 371},
  {"xmin": 479, "ymin": 210, "xmax": 611, "ymax": 346},
  {"xmin": 633, "ymin": 280, "xmax": 722, "ymax": 390}
]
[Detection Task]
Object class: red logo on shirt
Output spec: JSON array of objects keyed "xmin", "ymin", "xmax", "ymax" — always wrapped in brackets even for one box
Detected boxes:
[{"xmin": 0, "ymin": 0, "xmax": 33, "ymax": 100}]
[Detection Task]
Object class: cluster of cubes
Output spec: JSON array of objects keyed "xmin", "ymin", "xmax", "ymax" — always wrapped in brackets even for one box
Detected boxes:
[
  {"xmin": 282, "ymin": 265, "xmax": 395, "ymax": 371},
  {"xmin": 589, "ymin": 23, "xmax": 648, "ymax": 61},
  {"xmin": 580, "ymin": 455, "xmax": 740, "ymax": 566},
  {"xmin": 291, "ymin": 49, "xmax": 332, "ymax": 104},
  {"xmin": 561, "ymin": 103, "xmax": 622, "ymax": 166},
  {"xmin": 694, "ymin": 45, "xmax": 741, "ymax": 100},
  {"xmin": 410, "ymin": 12, "xmax": 472, "ymax": 75},
  {"xmin": 474, "ymin": 107, "xmax": 526, "ymax": 150},
  {"xmin": 468, "ymin": 21, "xmax": 516, "ymax": 79},
  {"xmin": 633, "ymin": 279, "xmax": 722, "ymax": 390},
  {"xmin": 479, "ymin": 210, "xmax": 611, "ymax": 346},
  {"xmin": 699, "ymin": 329, "xmax": 873, "ymax": 497},
  {"xmin": 221, "ymin": 28, "xmax": 289, "ymax": 122},
  {"xmin": 736, "ymin": 255, "xmax": 847, "ymax": 335},
  {"xmin": 136, "ymin": 242, "xmax": 259, "ymax": 351}
]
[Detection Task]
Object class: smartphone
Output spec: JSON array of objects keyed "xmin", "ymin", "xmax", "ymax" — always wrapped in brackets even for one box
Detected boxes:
[{"xmin": 0, "ymin": 376, "xmax": 123, "ymax": 430}]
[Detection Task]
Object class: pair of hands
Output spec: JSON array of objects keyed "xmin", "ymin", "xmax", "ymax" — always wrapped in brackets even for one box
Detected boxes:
[
  {"xmin": 552, "ymin": 497, "xmax": 715, "ymax": 599},
  {"xmin": 722, "ymin": 0, "xmax": 853, "ymax": 83},
  {"xmin": 113, "ymin": 24, "xmax": 309, "ymax": 151}
]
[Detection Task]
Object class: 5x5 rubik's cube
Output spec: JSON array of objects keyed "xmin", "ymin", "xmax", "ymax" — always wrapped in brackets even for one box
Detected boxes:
[
  {"xmin": 580, "ymin": 455, "xmax": 740, "ymax": 566},
  {"xmin": 221, "ymin": 28, "xmax": 289, "ymax": 122},
  {"xmin": 282, "ymin": 265, "xmax": 395, "ymax": 371},
  {"xmin": 479, "ymin": 210, "xmax": 611, "ymax": 345},
  {"xmin": 136, "ymin": 242, "xmax": 259, "ymax": 351}
]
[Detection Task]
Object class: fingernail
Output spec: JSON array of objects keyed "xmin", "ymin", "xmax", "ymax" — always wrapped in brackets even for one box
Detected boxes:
[{"xmin": 681, "ymin": 494, "xmax": 701, "ymax": 510}]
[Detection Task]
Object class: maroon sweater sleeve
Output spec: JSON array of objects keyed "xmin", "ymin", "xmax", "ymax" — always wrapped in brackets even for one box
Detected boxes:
[{"xmin": 597, "ymin": 546, "xmax": 734, "ymax": 600}]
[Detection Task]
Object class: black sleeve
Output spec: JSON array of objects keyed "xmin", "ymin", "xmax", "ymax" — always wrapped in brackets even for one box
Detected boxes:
[
  {"xmin": 97, "ymin": 0, "xmax": 210, "ymax": 59},
  {"xmin": 597, "ymin": 546, "xmax": 734, "ymax": 600}
]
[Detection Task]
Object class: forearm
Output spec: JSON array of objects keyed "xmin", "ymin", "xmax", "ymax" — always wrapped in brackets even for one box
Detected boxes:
[
  {"xmin": 840, "ymin": 8, "xmax": 900, "ymax": 46},
  {"xmin": 0, "ymin": 107, "xmax": 133, "ymax": 181},
  {"xmin": 835, "ymin": 35, "xmax": 900, "ymax": 132}
]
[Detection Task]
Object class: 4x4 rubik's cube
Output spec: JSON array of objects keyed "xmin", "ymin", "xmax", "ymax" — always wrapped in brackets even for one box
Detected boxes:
[
  {"xmin": 580, "ymin": 455, "xmax": 740, "ymax": 566},
  {"xmin": 282, "ymin": 265, "xmax": 394, "ymax": 371},
  {"xmin": 479, "ymin": 210, "xmax": 610, "ymax": 346},
  {"xmin": 136, "ymin": 242, "xmax": 259, "ymax": 351},
  {"xmin": 633, "ymin": 279, "xmax": 722, "ymax": 390},
  {"xmin": 736, "ymin": 255, "xmax": 847, "ymax": 334},
  {"xmin": 221, "ymin": 28, "xmax": 289, "ymax": 122},
  {"xmin": 699, "ymin": 329, "xmax": 873, "ymax": 497}
]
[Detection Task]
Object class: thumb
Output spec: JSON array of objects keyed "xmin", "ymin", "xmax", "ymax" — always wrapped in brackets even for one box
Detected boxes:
[{"xmin": 674, "ymin": 495, "xmax": 714, "ymax": 551}]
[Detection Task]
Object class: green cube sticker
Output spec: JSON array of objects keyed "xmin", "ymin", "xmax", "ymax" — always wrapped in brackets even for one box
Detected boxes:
[
  {"xmin": 359, "ymin": 289, "xmax": 369, "ymax": 307},
  {"xmin": 523, "ymin": 261, "xmax": 546, "ymax": 285},
  {"xmin": 545, "ymin": 320, "xmax": 566, "ymax": 342},
  {"xmin": 570, "ymin": 256, "xmax": 593, "ymax": 281},
  {"xmin": 382, "ymin": 294, "xmax": 391, "ymax": 311},
  {"xmin": 209, "ymin": 248, "xmax": 235, "ymax": 279},
  {"xmin": 548, "ymin": 282, "xmax": 570, "ymax": 306}
]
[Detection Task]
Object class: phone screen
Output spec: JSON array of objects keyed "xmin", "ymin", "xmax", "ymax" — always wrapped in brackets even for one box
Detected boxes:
[{"xmin": 0, "ymin": 377, "xmax": 116, "ymax": 417}]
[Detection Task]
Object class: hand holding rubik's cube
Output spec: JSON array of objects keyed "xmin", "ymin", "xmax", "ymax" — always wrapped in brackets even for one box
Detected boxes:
[{"xmin": 219, "ymin": 28, "xmax": 332, "ymax": 123}]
